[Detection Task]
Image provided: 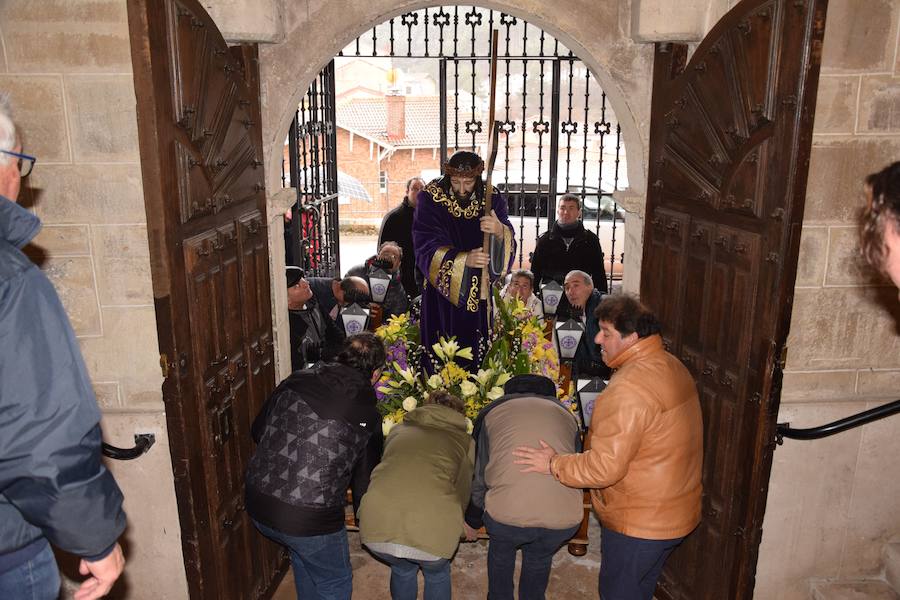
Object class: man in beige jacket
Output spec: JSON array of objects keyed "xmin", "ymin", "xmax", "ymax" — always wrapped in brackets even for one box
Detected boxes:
[{"xmin": 514, "ymin": 294, "xmax": 703, "ymax": 600}]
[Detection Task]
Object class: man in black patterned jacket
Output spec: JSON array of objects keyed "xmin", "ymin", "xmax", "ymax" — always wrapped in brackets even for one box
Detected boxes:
[{"xmin": 245, "ymin": 333, "xmax": 385, "ymax": 600}]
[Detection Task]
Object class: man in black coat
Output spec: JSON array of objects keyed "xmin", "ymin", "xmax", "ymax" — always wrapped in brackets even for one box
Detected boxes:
[
  {"xmin": 378, "ymin": 176, "xmax": 425, "ymax": 298},
  {"xmin": 246, "ymin": 333, "xmax": 386, "ymax": 600},
  {"xmin": 531, "ymin": 193, "xmax": 608, "ymax": 293},
  {"xmin": 286, "ymin": 266, "xmax": 344, "ymax": 371}
]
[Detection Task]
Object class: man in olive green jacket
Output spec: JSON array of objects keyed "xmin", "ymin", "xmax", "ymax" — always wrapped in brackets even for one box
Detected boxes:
[{"xmin": 359, "ymin": 391, "xmax": 475, "ymax": 600}]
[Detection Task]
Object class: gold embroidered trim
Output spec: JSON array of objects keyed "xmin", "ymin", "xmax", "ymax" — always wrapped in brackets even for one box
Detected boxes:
[
  {"xmin": 436, "ymin": 259, "xmax": 454, "ymax": 298},
  {"xmin": 429, "ymin": 246, "xmax": 450, "ymax": 285},
  {"xmin": 466, "ymin": 276, "xmax": 479, "ymax": 312},
  {"xmin": 502, "ymin": 226, "xmax": 514, "ymax": 276},
  {"xmin": 450, "ymin": 251, "xmax": 468, "ymax": 305},
  {"xmin": 425, "ymin": 181, "xmax": 484, "ymax": 219}
]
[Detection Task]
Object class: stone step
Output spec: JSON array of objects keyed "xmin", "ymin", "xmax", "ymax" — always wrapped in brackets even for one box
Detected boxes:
[
  {"xmin": 885, "ymin": 542, "xmax": 900, "ymax": 594},
  {"xmin": 810, "ymin": 580, "xmax": 899, "ymax": 600}
]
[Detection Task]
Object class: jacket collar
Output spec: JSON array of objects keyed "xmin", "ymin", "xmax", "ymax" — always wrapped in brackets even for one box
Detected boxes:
[
  {"xmin": 550, "ymin": 219, "xmax": 585, "ymax": 239},
  {"xmin": 605, "ymin": 334, "xmax": 664, "ymax": 370},
  {"xmin": 0, "ymin": 194, "xmax": 41, "ymax": 249}
]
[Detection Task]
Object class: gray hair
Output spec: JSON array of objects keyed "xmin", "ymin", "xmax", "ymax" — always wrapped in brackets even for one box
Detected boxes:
[
  {"xmin": 511, "ymin": 269, "xmax": 535, "ymax": 288},
  {"xmin": 0, "ymin": 92, "xmax": 17, "ymax": 166},
  {"xmin": 565, "ymin": 269, "xmax": 593, "ymax": 287}
]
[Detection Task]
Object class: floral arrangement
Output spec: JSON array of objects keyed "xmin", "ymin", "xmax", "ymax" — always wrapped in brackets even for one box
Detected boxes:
[{"xmin": 374, "ymin": 290, "xmax": 579, "ymax": 436}]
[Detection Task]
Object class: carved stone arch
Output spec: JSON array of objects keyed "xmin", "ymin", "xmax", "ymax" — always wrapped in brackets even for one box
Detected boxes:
[{"xmin": 259, "ymin": 0, "xmax": 651, "ymax": 207}]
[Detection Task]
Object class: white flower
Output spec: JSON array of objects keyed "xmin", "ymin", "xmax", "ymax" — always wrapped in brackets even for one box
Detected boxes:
[
  {"xmin": 427, "ymin": 374, "xmax": 443, "ymax": 389},
  {"xmin": 382, "ymin": 417, "xmax": 396, "ymax": 437},
  {"xmin": 466, "ymin": 417, "xmax": 474, "ymax": 434},
  {"xmin": 402, "ymin": 396, "xmax": 418, "ymax": 412},
  {"xmin": 475, "ymin": 369, "xmax": 492, "ymax": 387},
  {"xmin": 487, "ymin": 386, "xmax": 504, "ymax": 400},
  {"xmin": 456, "ymin": 346, "xmax": 474, "ymax": 360},
  {"xmin": 459, "ymin": 380, "xmax": 478, "ymax": 398}
]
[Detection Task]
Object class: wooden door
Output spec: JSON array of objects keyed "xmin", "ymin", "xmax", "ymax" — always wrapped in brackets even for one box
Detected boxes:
[
  {"xmin": 641, "ymin": 0, "xmax": 827, "ymax": 598},
  {"xmin": 127, "ymin": 1, "xmax": 284, "ymax": 597}
]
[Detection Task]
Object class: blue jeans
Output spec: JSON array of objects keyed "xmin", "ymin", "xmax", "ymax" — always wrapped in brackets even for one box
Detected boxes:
[
  {"xmin": 598, "ymin": 526, "xmax": 684, "ymax": 600},
  {"xmin": 0, "ymin": 542, "xmax": 61, "ymax": 600},
  {"xmin": 483, "ymin": 513, "xmax": 579, "ymax": 600},
  {"xmin": 369, "ymin": 549, "xmax": 452, "ymax": 600},
  {"xmin": 253, "ymin": 520, "xmax": 352, "ymax": 600}
]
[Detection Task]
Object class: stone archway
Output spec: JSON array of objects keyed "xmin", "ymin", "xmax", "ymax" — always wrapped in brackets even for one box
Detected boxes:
[
  {"xmin": 257, "ymin": 2, "xmax": 656, "ymax": 378},
  {"xmin": 259, "ymin": 1, "xmax": 652, "ymax": 206}
]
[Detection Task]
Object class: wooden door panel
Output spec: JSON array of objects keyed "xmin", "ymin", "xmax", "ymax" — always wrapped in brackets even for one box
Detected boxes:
[
  {"xmin": 129, "ymin": 0, "xmax": 284, "ymax": 597},
  {"xmin": 644, "ymin": 0, "xmax": 827, "ymax": 597},
  {"xmin": 723, "ymin": 145, "xmax": 769, "ymax": 217}
]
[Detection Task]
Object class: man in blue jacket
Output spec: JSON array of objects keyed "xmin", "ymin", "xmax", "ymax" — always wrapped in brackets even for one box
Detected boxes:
[{"xmin": 0, "ymin": 93, "xmax": 126, "ymax": 599}]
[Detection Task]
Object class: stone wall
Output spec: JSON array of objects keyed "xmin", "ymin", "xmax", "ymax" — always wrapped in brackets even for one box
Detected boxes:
[
  {"xmin": 0, "ymin": 1, "xmax": 188, "ymax": 598},
  {"xmin": 3, "ymin": 0, "xmax": 895, "ymax": 598},
  {"xmin": 756, "ymin": 0, "xmax": 900, "ymax": 597}
]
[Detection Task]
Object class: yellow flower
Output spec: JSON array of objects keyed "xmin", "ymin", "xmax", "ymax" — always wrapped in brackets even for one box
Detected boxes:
[
  {"xmin": 495, "ymin": 372, "xmax": 512, "ymax": 387},
  {"xmin": 466, "ymin": 417, "xmax": 474, "ymax": 434},
  {"xmin": 382, "ymin": 416, "xmax": 396, "ymax": 437},
  {"xmin": 440, "ymin": 362, "xmax": 468, "ymax": 386}
]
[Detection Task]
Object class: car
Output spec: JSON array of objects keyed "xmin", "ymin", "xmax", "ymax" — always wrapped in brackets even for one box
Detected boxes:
[{"xmin": 499, "ymin": 185, "xmax": 625, "ymax": 284}]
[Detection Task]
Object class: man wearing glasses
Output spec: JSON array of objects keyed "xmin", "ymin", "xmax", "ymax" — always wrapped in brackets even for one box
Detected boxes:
[{"xmin": 0, "ymin": 93, "xmax": 127, "ymax": 599}]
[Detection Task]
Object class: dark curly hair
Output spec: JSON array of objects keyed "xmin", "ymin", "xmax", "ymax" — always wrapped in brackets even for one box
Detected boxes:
[
  {"xmin": 860, "ymin": 161, "xmax": 900, "ymax": 276},
  {"xmin": 336, "ymin": 332, "xmax": 386, "ymax": 378},
  {"xmin": 424, "ymin": 390, "xmax": 466, "ymax": 415},
  {"xmin": 595, "ymin": 294, "xmax": 661, "ymax": 339}
]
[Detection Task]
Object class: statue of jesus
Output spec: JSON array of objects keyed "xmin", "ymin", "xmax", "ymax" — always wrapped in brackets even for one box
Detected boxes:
[{"xmin": 413, "ymin": 150, "xmax": 516, "ymax": 369}]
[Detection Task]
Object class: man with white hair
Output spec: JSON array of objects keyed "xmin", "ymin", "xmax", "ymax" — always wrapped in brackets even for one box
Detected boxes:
[
  {"xmin": 0, "ymin": 92, "xmax": 127, "ymax": 599},
  {"xmin": 560, "ymin": 270, "xmax": 610, "ymax": 378}
]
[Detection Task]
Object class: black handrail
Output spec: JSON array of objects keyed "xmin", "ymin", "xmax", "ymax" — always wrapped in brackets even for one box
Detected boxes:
[
  {"xmin": 102, "ymin": 433, "xmax": 156, "ymax": 460},
  {"xmin": 775, "ymin": 399, "xmax": 900, "ymax": 444}
]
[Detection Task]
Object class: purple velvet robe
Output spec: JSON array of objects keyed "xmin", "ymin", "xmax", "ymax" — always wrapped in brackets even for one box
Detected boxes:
[{"xmin": 413, "ymin": 177, "xmax": 516, "ymax": 370}]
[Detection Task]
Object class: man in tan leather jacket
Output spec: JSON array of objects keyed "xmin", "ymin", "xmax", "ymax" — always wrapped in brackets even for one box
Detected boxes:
[{"xmin": 514, "ymin": 294, "xmax": 703, "ymax": 600}]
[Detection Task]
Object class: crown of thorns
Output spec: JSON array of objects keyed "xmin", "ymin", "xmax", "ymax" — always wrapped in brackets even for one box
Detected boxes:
[{"xmin": 444, "ymin": 161, "xmax": 484, "ymax": 178}]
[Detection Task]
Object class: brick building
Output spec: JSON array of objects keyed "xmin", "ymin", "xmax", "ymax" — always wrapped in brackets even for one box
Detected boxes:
[{"xmin": 336, "ymin": 94, "xmax": 486, "ymax": 222}]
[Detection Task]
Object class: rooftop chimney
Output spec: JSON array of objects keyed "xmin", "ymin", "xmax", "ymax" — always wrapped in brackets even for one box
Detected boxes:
[{"xmin": 386, "ymin": 92, "xmax": 406, "ymax": 141}]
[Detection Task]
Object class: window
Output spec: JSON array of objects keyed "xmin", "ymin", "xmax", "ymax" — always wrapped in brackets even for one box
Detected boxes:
[{"xmin": 379, "ymin": 170, "xmax": 388, "ymax": 193}]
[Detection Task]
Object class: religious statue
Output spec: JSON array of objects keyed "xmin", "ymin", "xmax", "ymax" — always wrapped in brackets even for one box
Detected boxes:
[{"xmin": 413, "ymin": 150, "xmax": 516, "ymax": 369}]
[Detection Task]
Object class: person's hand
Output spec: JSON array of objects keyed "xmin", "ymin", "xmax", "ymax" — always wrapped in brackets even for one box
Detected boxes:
[
  {"xmin": 74, "ymin": 543, "xmax": 125, "ymax": 600},
  {"xmin": 465, "ymin": 248, "xmax": 490, "ymax": 268},
  {"xmin": 480, "ymin": 210, "xmax": 503, "ymax": 236},
  {"xmin": 512, "ymin": 440, "xmax": 558, "ymax": 475},
  {"xmin": 463, "ymin": 523, "xmax": 480, "ymax": 541},
  {"xmin": 368, "ymin": 303, "xmax": 384, "ymax": 324}
]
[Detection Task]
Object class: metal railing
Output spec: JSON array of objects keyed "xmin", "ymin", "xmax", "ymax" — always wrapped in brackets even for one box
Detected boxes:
[
  {"xmin": 775, "ymin": 399, "xmax": 900, "ymax": 444},
  {"xmin": 102, "ymin": 433, "xmax": 156, "ymax": 460}
]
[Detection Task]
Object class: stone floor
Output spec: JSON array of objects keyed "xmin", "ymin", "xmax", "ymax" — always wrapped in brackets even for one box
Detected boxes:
[{"xmin": 272, "ymin": 518, "xmax": 603, "ymax": 599}]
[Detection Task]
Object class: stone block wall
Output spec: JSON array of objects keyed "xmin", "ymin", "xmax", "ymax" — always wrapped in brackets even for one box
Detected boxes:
[
  {"xmin": 0, "ymin": 1, "xmax": 188, "ymax": 597},
  {"xmin": 756, "ymin": 0, "xmax": 900, "ymax": 597}
]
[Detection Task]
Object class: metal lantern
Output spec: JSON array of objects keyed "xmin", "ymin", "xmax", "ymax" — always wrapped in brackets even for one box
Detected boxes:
[
  {"xmin": 368, "ymin": 268, "xmax": 391, "ymax": 304},
  {"xmin": 540, "ymin": 280, "xmax": 564, "ymax": 316},
  {"xmin": 340, "ymin": 303, "xmax": 370, "ymax": 336},
  {"xmin": 576, "ymin": 377, "xmax": 607, "ymax": 429},
  {"xmin": 555, "ymin": 318, "xmax": 585, "ymax": 362}
]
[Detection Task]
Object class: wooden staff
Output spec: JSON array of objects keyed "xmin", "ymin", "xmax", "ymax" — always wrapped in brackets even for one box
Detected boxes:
[{"xmin": 480, "ymin": 29, "xmax": 500, "ymax": 301}]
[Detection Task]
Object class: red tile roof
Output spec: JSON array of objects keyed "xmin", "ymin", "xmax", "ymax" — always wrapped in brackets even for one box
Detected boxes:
[{"xmin": 337, "ymin": 96, "xmax": 488, "ymax": 149}]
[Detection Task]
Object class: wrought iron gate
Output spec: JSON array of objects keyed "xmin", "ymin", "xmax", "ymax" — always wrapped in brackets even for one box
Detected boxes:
[
  {"xmin": 287, "ymin": 6, "xmax": 628, "ymax": 289},
  {"xmin": 284, "ymin": 60, "xmax": 341, "ymax": 277}
]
